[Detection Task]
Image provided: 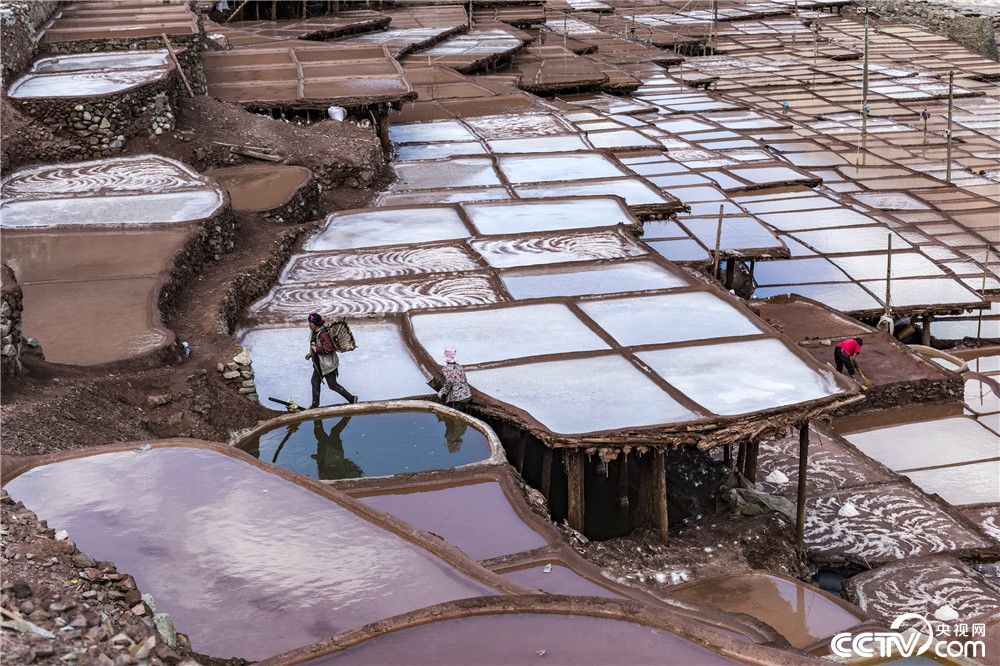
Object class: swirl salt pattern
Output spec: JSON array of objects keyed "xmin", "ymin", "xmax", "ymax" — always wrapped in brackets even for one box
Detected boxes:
[
  {"xmin": 471, "ymin": 231, "xmax": 645, "ymax": 268},
  {"xmin": 803, "ymin": 485, "xmax": 991, "ymax": 563},
  {"xmin": 252, "ymin": 275, "xmax": 504, "ymax": 320},
  {"xmin": 281, "ymin": 246, "xmax": 480, "ymax": 284},
  {"xmin": 2, "ymin": 156, "xmax": 207, "ymax": 200}
]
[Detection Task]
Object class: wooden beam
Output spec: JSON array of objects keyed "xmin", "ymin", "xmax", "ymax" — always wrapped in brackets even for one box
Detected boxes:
[
  {"xmin": 736, "ymin": 442, "xmax": 747, "ymax": 477},
  {"xmin": 223, "ymin": 0, "xmax": 250, "ymax": 24},
  {"xmin": 921, "ymin": 314, "xmax": 932, "ymax": 346},
  {"xmin": 796, "ymin": 421, "xmax": 810, "ymax": 548},
  {"xmin": 540, "ymin": 447, "xmax": 553, "ymax": 501},
  {"xmin": 162, "ymin": 34, "xmax": 194, "ymax": 98},
  {"xmin": 723, "ymin": 444, "xmax": 732, "ymax": 467},
  {"xmin": 724, "ymin": 259, "xmax": 736, "ymax": 290},
  {"xmin": 565, "ymin": 451, "xmax": 585, "ymax": 533},
  {"xmin": 654, "ymin": 449, "xmax": 669, "ymax": 543}
]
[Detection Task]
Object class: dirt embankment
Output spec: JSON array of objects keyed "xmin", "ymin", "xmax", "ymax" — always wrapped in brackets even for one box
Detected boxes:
[{"xmin": 1, "ymin": 96, "xmax": 387, "ymax": 460}]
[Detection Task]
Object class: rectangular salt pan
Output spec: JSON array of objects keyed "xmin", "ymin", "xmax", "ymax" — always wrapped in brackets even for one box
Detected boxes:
[
  {"xmin": 514, "ymin": 179, "xmax": 670, "ymax": 208},
  {"xmin": 462, "ymin": 198, "xmax": 634, "ymax": 235},
  {"xmin": 501, "ymin": 260, "xmax": 686, "ymax": 300},
  {"xmin": 411, "ymin": 304, "xmax": 610, "ymax": 365},
  {"xmin": 753, "ymin": 283, "xmax": 882, "ymax": 313},
  {"xmin": 240, "ymin": 323, "xmax": 432, "ymax": 410},
  {"xmin": 471, "ymin": 231, "xmax": 647, "ymax": 269},
  {"xmin": 579, "ymin": 291, "xmax": 761, "ymax": 346},
  {"xmin": 637, "ymin": 339, "xmax": 841, "ymax": 416},
  {"xmin": 467, "ymin": 354, "xmax": 698, "ymax": 434},
  {"xmin": 0, "ymin": 191, "xmax": 224, "ymax": 229},
  {"xmin": 7, "ymin": 70, "xmax": 168, "ymax": 98},
  {"xmin": 305, "ymin": 208, "xmax": 469, "ymax": 250},
  {"xmin": 389, "ymin": 121, "xmax": 476, "ymax": 144},
  {"xmin": 905, "ymin": 460, "xmax": 1000, "ymax": 506},
  {"xmin": 393, "ymin": 159, "xmax": 501, "ymax": 190},
  {"xmin": 498, "ymin": 153, "xmax": 626, "ymax": 184},
  {"xmin": 844, "ymin": 417, "xmax": 999, "ymax": 471}
]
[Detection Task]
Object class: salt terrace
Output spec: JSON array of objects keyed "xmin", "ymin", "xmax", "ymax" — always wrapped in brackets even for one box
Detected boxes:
[{"xmin": 2, "ymin": 0, "xmax": 1000, "ymax": 664}]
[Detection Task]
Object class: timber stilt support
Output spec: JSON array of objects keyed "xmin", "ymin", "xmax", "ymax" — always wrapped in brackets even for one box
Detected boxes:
[
  {"xmin": 565, "ymin": 451, "xmax": 585, "ymax": 533},
  {"xmin": 921, "ymin": 314, "xmax": 932, "ymax": 346},
  {"xmin": 654, "ymin": 449, "xmax": 669, "ymax": 543},
  {"xmin": 540, "ymin": 447, "xmax": 553, "ymax": 501},
  {"xmin": 796, "ymin": 421, "xmax": 810, "ymax": 549},
  {"xmin": 617, "ymin": 453, "xmax": 629, "ymax": 508},
  {"xmin": 515, "ymin": 431, "xmax": 527, "ymax": 475}
]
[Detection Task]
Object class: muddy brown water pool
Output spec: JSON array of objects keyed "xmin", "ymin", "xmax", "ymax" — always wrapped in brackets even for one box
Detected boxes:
[
  {"xmin": 671, "ymin": 573, "xmax": 865, "ymax": 649},
  {"xmin": 205, "ymin": 164, "xmax": 312, "ymax": 212},
  {"xmin": 358, "ymin": 480, "xmax": 549, "ymax": 561},
  {"xmin": 3, "ymin": 447, "xmax": 499, "ymax": 660},
  {"xmin": 305, "ymin": 612, "xmax": 741, "ymax": 665},
  {"xmin": 240, "ymin": 410, "xmax": 491, "ymax": 480}
]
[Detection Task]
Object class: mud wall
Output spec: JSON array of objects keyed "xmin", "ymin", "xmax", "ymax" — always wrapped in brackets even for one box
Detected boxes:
[
  {"xmin": 0, "ymin": 0, "xmax": 59, "ymax": 86},
  {"xmin": 1, "ymin": 264, "xmax": 23, "ymax": 379},
  {"xmin": 220, "ymin": 224, "xmax": 316, "ymax": 334},
  {"xmin": 10, "ymin": 76, "xmax": 180, "ymax": 158},
  {"xmin": 158, "ymin": 212, "xmax": 237, "ymax": 334},
  {"xmin": 863, "ymin": 1, "xmax": 1000, "ymax": 61}
]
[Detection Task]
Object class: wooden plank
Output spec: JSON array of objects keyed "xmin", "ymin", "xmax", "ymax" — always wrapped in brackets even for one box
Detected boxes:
[
  {"xmin": 540, "ymin": 447, "xmax": 553, "ymax": 501},
  {"xmin": 654, "ymin": 449, "xmax": 669, "ymax": 543},
  {"xmin": 617, "ymin": 452, "xmax": 629, "ymax": 508}
]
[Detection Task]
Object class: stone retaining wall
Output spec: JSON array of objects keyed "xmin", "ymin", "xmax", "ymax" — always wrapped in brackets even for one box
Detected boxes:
[
  {"xmin": 9, "ymin": 75, "xmax": 180, "ymax": 158},
  {"xmin": 264, "ymin": 180, "xmax": 321, "ymax": 225},
  {"xmin": 41, "ymin": 33, "xmax": 209, "ymax": 95},
  {"xmin": 1, "ymin": 264, "xmax": 23, "ymax": 379},
  {"xmin": 832, "ymin": 374, "xmax": 964, "ymax": 416},
  {"xmin": 0, "ymin": 0, "xmax": 59, "ymax": 86},
  {"xmin": 862, "ymin": 0, "xmax": 1000, "ymax": 61}
]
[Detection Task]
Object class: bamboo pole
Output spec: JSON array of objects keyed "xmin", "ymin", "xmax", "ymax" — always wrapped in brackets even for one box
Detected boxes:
[
  {"xmin": 795, "ymin": 422, "xmax": 809, "ymax": 548},
  {"xmin": 946, "ymin": 70, "xmax": 954, "ymax": 183},
  {"xmin": 223, "ymin": 0, "xmax": 251, "ymax": 24},
  {"xmin": 162, "ymin": 33, "xmax": 194, "ymax": 97},
  {"xmin": 712, "ymin": 204, "xmax": 724, "ymax": 280},
  {"xmin": 977, "ymin": 245, "xmax": 993, "ymax": 341}
]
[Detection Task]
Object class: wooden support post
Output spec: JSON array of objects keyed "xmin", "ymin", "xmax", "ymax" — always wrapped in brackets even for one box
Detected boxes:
[
  {"xmin": 565, "ymin": 451, "xmax": 585, "ymax": 533},
  {"xmin": 921, "ymin": 314, "xmax": 932, "ymax": 346},
  {"xmin": 617, "ymin": 453, "xmax": 629, "ymax": 508},
  {"xmin": 162, "ymin": 34, "xmax": 194, "ymax": 97},
  {"xmin": 540, "ymin": 447, "xmax": 553, "ymax": 501},
  {"xmin": 723, "ymin": 444, "xmax": 732, "ymax": 467},
  {"xmin": 744, "ymin": 441, "xmax": 759, "ymax": 483},
  {"xmin": 654, "ymin": 449, "xmax": 669, "ymax": 543},
  {"xmin": 736, "ymin": 442, "xmax": 747, "ymax": 477},
  {"xmin": 977, "ymin": 245, "xmax": 993, "ymax": 341},
  {"xmin": 724, "ymin": 259, "xmax": 736, "ymax": 290},
  {"xmin": 272, "ymin": 0, "xmax": 277, "ymax": 20},
  {"xmin": 796, "ymin": 421, "xmax": 809, "ymax": 548},
  {"xmin": 515, "ymin": 431, "xmax": 527, "ymax": 474}
]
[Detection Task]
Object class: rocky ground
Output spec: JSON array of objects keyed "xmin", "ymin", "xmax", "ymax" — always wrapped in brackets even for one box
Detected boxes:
[
  {"xmin": 0, "ymin": 491, "xmax": 243, "ymax": 665},
  {"xmin": 570, "ymin": 512, "xmax": 809, "ymax": 593}
]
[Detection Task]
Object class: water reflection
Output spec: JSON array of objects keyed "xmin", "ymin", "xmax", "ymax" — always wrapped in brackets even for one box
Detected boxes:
[{"xmin": 241, "ymin": 410, "xmax": 490, "ymax": 480}]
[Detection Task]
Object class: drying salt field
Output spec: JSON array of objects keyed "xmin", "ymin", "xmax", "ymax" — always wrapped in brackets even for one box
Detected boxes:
[{"xmin": 1, "ymin": 1, "xmax": 999, "ymax": 665}]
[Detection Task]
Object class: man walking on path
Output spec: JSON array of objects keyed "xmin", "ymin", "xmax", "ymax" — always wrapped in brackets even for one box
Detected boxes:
[{"xmin": 306, "ymin": 312, "xmax": 357, "ymax": 408}]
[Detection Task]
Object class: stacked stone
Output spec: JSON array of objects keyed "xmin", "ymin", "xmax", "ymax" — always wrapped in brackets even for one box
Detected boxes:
[
  {"xmin": 12, "ymin": 76, "xmax": 180, "ymax": 158},
  {"xmin": 263, "ymin": 179, "xmax": 320, "ymax": 225},
  {"xmin": 217, "ymin": 350, "xmax": 257, "ymax": 403},
  {"xmin": 0, "ymin": 0, "xmax": 59, "ymax": 84},
  {"xmin": 1, "ymin": 264, "xmax": 23, "ymax": 378}
]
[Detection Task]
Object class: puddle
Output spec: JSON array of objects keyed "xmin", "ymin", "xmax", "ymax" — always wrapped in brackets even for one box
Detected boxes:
[
  {"xmin": 205, "ymin": 164, "xmax": 311, "ymax": 212},
  {"xmin": 3, "ymin": 447, "xmax": 499, "ymax": 660},
  {"xmin": 310, "ymin": 612, "xmax": 741, "ymax": 664},
  {"xmin": 240, "ymin": 410, "xmax": 491, "ymax": 480},
  {"xmin": 671, "ymin": 573, "xmax": 864, "ymax": 648},
  {"xmin": 358, "ymin": 480, "xmax": 549, "ymax": 561}
]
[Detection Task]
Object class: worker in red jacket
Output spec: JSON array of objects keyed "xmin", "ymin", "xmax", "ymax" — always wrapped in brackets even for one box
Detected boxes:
[{"xmin": 834, "ymin": 337, "xmax": 864, "ymax": 378}]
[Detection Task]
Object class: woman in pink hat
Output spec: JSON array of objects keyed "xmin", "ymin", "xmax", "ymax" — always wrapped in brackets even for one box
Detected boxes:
[{"xmin": 437, "ymin": 348, "xmax": 471, "ymax": 409}]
